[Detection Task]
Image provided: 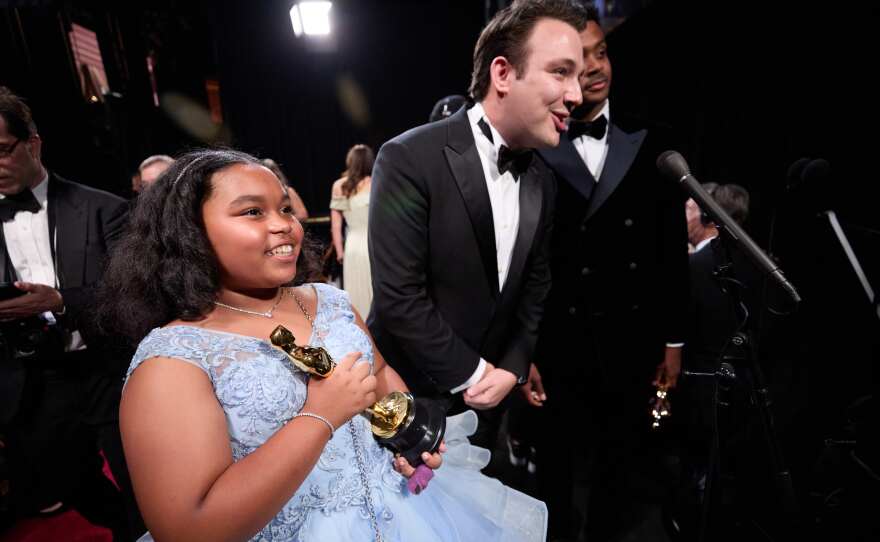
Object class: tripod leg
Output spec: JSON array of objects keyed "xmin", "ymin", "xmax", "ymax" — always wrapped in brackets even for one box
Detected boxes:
[{"xmin": 740, "ymin": 359, "xmax": 799, "ymax": 522}]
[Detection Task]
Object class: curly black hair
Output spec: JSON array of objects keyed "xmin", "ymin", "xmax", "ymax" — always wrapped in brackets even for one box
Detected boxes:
[{"xmin": 98, "ymin": 148, "xmax": 320, "ymax": 344}]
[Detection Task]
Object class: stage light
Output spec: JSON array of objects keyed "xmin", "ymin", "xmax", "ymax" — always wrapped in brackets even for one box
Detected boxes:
[{"xmin": 290, "ymin": 1, "xmax": 332, "ymax": 37}]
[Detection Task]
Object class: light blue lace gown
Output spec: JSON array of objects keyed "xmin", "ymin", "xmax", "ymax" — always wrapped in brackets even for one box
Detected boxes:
[{"xmin": 126, "ymin": 283, "xmax": 547, "ymax": 541}]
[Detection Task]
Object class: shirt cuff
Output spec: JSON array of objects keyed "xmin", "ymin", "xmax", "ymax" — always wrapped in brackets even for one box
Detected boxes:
[
  {"xmin": 666, "ymin": 343, "xmax": 684, "ymax": 348},
  {"xmin": 450, "ymin": 358, "xmax": 487, "ymax": 394}
]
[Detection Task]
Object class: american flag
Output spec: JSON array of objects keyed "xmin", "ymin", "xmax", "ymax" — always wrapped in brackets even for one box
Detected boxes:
[{"xmin": 68, "ymin": 23, "xmax": 109, "ymax": 100}]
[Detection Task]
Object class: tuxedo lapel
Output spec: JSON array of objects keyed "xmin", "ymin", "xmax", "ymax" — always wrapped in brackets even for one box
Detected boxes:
[
  {"xmin": 584, "ymin": 121, "xmax": 646, "ymax": 221},
  {"xmin": 504, "ymin": 161, "xmax": 543, "ymax": 297},
  {"xmin": 538, "ymin": 137, "xmax": 595, "ymax": 201},
  {"xmin": 0, "ymin": 229, "xmax": 9, "ymax": 283},
  {"xmin": 444, "ymin": 109, "xmax": 499, "ymax": 296},
  {"xmin": 48, "ymin": 175, "xmax": 87, "ymax": 288}
]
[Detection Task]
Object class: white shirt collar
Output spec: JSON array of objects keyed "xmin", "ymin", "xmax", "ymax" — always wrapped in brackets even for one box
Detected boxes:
[
  {"xmin": 694, "ymin": 234, "xmax": 717, "ymax": 253},
  {"xmin": 31, "ymin": 173, "xmax": 49, "ymax": 208},
  {"xmin": 569, "ymin": 100, "xmax": 612, "ymax": 180},
  {"xmin": 467, "ymin": 101, "xmax": 509, "ymax": 155}
]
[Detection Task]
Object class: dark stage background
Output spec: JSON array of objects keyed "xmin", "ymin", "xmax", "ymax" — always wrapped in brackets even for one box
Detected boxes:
[{"xmin": 1, "ymin": 0, "xmax": 877, "ymax": 539}]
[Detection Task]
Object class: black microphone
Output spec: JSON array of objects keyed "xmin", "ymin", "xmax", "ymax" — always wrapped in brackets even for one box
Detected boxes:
[
  {"xmin": 788, "ymin": 158, "xmax": 832, "ymax": 214},
  {"xmin": 657, "ymin": 151, "xmax": 802, "ymax": 304},
  {"xmin": 801, "ymin": 158, "xmax": 831, "ymax": 189},
  {"xmin": 785, "ymin": 157, "xmax": 811, "ymax": 191},
  {"xmin": 768, "ymin": 158, "xmax": 811, "ymax": 257}
]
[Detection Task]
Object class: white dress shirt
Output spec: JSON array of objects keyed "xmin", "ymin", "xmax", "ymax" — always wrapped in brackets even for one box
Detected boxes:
[
  {"xmin": 467, "ymin": 102, "xmax": 521, "ymax": 290},
  {"xmin": 571, "ymin": 100, "xmax": 611, "ymax": 180},
  {"xmin": 693, "ymin": 235, "xmax": 717, "ymax": 253},
  {"xmin": 2, "ymin": 174, "xmax": 55, "ymax": 289},
  {"xmin": 3, "ymin": 175, "xmax": 58, "ymax": 288},
  {"xmin": 1, "ymin": 174, "xmax": 84, "ymax": 350},
  {"xmin": 451, "ymin": 103, "xmax": 523, "ymax": 393}
]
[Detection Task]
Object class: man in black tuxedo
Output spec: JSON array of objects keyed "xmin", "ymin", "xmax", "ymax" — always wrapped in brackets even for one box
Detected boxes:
[
  {"xmin": 683, "ymin": 190, "xmax": 751, "ymax": 445},
  {"xmin": 532, "ymin": 7, "xmax": 690, "ymax": 540},
  {"xmin": 684, "ymin": 183, "xmax": 755, "ymax": 366},
  {"xmin": 678, "ymin": 183, "xmax": 761, "ymax": 538},
  {"xmin": 368, "ymin": 0, "xmax": 587, "ymax": 447},
  {"xmin": 0, "ymin": 87, "xmax": 131, "ymax": 537}
]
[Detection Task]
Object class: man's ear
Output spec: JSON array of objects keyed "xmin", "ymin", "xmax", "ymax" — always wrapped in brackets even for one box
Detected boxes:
[
  {"xmin": 489, "ymin": 56, "xmax": 516, "ymax": 97},
  {"xmin": 26, "ymin": 134, "xmax": 42, "ymax": 161}
]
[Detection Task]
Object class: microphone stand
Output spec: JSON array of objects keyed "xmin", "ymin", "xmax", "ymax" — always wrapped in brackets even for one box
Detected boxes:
[
  {"xmin": 823, "ymin": 210, "xmax": 880, "ymax": 323},
  {"xmin": 692, "ymin": 232, "xmax": 800, "ymax": 542}
]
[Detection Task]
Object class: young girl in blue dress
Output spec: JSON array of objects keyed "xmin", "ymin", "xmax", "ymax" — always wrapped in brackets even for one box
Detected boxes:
[{"xmin": 99, "ymin": 149, "xmax": 547, "ymax": 541}]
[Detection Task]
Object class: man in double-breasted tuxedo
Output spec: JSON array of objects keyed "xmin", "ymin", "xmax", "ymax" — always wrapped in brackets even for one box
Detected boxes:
[
  {"xmin": 368, "ymin": 1, "xmax": 588, "ymax": 448},
  {"xmin": 0, "ymin": 87, "xmax": 130, "ymax": 536},
  {"xmin": 531, "ymin": 9, "xmax": 690, "ymax": 540}
]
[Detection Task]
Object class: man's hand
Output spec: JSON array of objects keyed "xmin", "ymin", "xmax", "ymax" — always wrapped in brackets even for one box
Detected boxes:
[
  {"xmin": 653, "ymin": 346, "xmax": 682, "ymax": 390},
  {"xmin": 464, "ymin": 364, "xmax": 517, "ymax": 409},
  {"xmin": 519, "ymin": 363, "xmax": 547, "ymax": 407},
  {"xmin": 0, "ymin": 282, "xmax": 63, "ymax": 320}
]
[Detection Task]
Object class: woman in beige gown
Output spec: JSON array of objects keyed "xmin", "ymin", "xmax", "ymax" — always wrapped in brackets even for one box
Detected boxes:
[{"xmin": 330, "ymin": 144, "xmax": 374, "ymax": 316}]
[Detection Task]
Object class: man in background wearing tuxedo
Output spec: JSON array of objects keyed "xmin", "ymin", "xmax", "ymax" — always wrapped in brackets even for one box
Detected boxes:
[
  {"xmin": 678, "ymin": 183, "xmax": 756, "ymax": 538},
  {"xmin": 0, "ymin": 87, "xmax": 132, "ymax": 538},
  {"xmin": 368, "ymin": 0, "xmax": 587, "ymax": 448},
  {"xmin": 533, "ymin": 6, "xmax": 690, "ymax": 540}
]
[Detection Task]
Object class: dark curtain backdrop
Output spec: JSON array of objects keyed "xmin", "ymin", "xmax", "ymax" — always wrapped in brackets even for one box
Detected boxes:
[
  {"xmin": 0, "ymin": 0, "xmax": 218, "ymax": 196},
  {"xmin": 604, "ymin": 0, "xmax": 878, "ymax": 481},
  {"xmin": 605, "ymin": 0, "xmax": 878, "ymax": 405},
  {"xmin": 213, "ymin": 0, "xmax": 485, "ymax": 211},
  {"xmin": 5, "ymin": 0, "xmax": 876, "ymax": 226}
]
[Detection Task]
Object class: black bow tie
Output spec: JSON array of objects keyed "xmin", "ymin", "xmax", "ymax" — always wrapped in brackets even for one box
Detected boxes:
[
  {"xmin": 497, "ymin": 145, "xmax": 533, "ymax": 179},
  {"xmin": 567, "ymin": 115, "xmax": 608, "ymax": 141},
  {"xmin": 477, "ymin": 117, "xmax": 532, "ymax": 179},
  {"xmin": 0, "ymin": 189, "xmax": 40, "ymax": 221}
]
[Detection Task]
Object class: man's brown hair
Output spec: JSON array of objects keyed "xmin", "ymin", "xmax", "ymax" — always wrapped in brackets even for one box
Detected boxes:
[{"xmin": 469, "ymin": 0, "xmax": 589, "ymax": 101}]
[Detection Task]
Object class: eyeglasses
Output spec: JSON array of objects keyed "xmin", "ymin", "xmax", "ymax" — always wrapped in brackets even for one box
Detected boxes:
[{"xmin": 0, "ymin": 138, "xmax": 22, "ymax": 158}]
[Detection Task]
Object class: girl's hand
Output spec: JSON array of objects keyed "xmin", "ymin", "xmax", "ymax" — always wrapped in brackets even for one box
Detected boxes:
[
  {"xmin": 392, "ymin": 441, "xmax": 447, "ymax": 494},
  {"xmin": 303, "ymin": 351, "xmax": 376, "ymax": 429}
]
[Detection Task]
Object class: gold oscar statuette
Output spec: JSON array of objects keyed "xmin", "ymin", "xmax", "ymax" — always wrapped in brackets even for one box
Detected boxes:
[
  {"xmin": 269, "ymin": 325, "xmax": 445, "ymax": 462},
  {"xmin": 649, "ymin": 383, "xmax": 671, "ymax": 430}
]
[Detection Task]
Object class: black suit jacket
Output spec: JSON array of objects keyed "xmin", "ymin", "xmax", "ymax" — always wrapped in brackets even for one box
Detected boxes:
[
  {"xmin": 687, "ymin": 239, "xmax": 741, "ymax": 370},
  {"xmin": 367, "ymin": 107, "xmax": 555, "ymax": 397},
  {"xmin": 685, "ymin": 237, "xmax": 770, "ymax": 369},
  {"xmin": 0, "ymin": 173, "xmax": 128, "ymax": 423},
  {"xmin": 536, "ymin": 111, "xmax": 689, "ymax": 385}
]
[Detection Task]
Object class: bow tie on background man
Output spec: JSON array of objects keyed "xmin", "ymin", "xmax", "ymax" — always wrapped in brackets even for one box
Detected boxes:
[
  {"xmin": 567, "ymin": 114, "xmax": 608, "ymax": 141},
  {"xmin": 0, "ymin": 188, "xmax": 41, "ymax": 221},
  {"xmin": 477, "ymin": 117, "xmax": 533, "ymax": 179}
]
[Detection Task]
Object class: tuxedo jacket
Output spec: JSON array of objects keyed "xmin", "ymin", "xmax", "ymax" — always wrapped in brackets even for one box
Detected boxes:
[
  {"xmin": 686, "ymin": 237, "xmax": 773, "ymax": 369},
  {"xmin": 536, "ymin": 111, "xmax": 689, "ymax": 382},
  {"xmin": 367, "ymin": 107, "xmax": 555, "ymax": 397},
  {"xmin": 0, "ymin": 173, "xmax": 128, "ymax": 423},
  {"xmin": 687, "ymin": 239, "xmax": 742, "ymax": 370}
]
